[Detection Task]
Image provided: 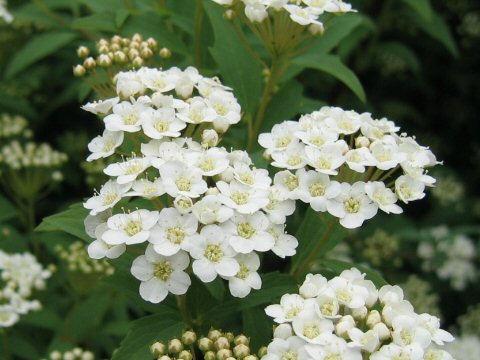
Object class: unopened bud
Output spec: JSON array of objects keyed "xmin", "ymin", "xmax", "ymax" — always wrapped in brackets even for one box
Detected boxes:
[
  {"xmin": 111, "ymin": 35, "xmax": 122, "ymax": 43},
  {"xmin": 216, "ymin": 349, "xmax": 232, "ymax": 360},
  {"xmin": 273, "ymin": 324, "xmax": 292, "ymax": 339},
  {"xmin": 97, "ymin": 38, "xmax": 109, "ymax": 47},
  {"xmin": 98, "ymin": 45, "xmax": 109, "ymax": 54},
  {"xmin": 262, "ymin": 149, "xmax": 272, "ymax": 161},
  {"xmin": 121, "ymin": 37, "xmax": 130, "ymax": 46},
  {"xmin": 141, "ymin": 47, "xmax": 153, "ymax": 59},
  {"xmin": 132, "ymin": 56, "xmax": 144, "ymax": 68},
  {"xmin": 168, "ymin": 338, "xmax": 183, "ymax": 353},
  {"xmin": 206, "ymin": 187, "xmax": 220, "ymax": 196},
  {"xmin": 233, "ymin": 344, "xmax": 250, "ymax": 358},
  {"xmin": 146, "ymin": 37, "xmax": 157, "ymax": 49},
  {"xmin": 366, "ymin": 310, "xmax": 381, "ymax": 328},
  {"xmin": 215, "ymin": 337, "xmax": 230, "ymax": 350},
  {"xmin": 308, "ymin": 22, "xmax": 324, "ymax": 36},
  {"xmin": 335, "ymin": 315, "xmax": 355, "ymax": 338},
  {"xmin": 355, "ymin": 136, "xmax": 370, "ymax": 148},
  {"xmin": 224, "ymin": 332, "xmax": 234, "ymax": 343},
  {"xmin": 132, "ymin": 33, "xmax": 143, "ymax": 42},
  {"xmin": 128, "ymin": 48, "xmax": 140, "ymax": 60},
  {"xmin": 73, "ymin": 65, "xmax": 86, "ymax": 77},
  {"xmin": 114, "ymin": 51, "xmax": 128, "ymax": 63},
  {"xmin": 77, "ymin": 46, "xmax": 90, "ymax": 58},
  {"xmin": 257, "ymin": 346, "xmax": 267, "ymax": 358},
  {"xmin": 202, "ymin": 129, "xmax": 219, "ymax": 148},
  {"xmin": 110, "ymin": 43, "xmax": 121, "ymax": 52},
  {"xmin": 198, "ymin": 337, "xmax": 214, "ymax": 352},
  {"xmin": 208, "ymin": 329, "xmax": 222, "ymax": 341},
  {"xmin": 373, "ymin": 322, "xmax": 390, "ymax": 341},
  {"xmin": 234, "ymin": 335, "xmax": 249, "ymax": 346},
  {"xmin": 213, "ymin": 118, "xmax": 230, "ymax": 134},
  {"xmin": 244, "ymin": 355, "xmax": 258, "ymax": 360},
  {"xmin": 98, "ymin": 54, "xmax": 112, "ymax": 67},
  {"xmin": 178, "ymin": 350, "xmax": 193, "ymax": 360},
  {"xmin": 223, "ymin": 9, "xmax": 236, "ymax": 20},
  {"xmin": 351, "ymin": 306, "xmax": 368, "ymax": 320},
  {"xmin": 159, "ymin": 356, "xmax": 171, "ymax": 360},
  {"xmin": 150, "ymin": 342, "xmax": 166, "ymax": 356},
  {"xmin": 83, "ymin": 57, "xmax": 96, "ymax": 69},
  {"xmin": 204, "ymin": 351, "xmax": 216, "ymax": 360},
  {"xmin": 159, "ymin": 47, "xmax": 172, "ymax": 59},
  {"xmin": 182, "ymin": 331, "xmax": 197, "ymax": 345},
  {"xmin": 130, "ymin": 40, "xmax": 141, "ymax": 49}
]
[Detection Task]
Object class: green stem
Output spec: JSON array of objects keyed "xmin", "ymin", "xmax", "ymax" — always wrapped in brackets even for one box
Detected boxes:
[
  {"xmin": 291, "ymin": 216, "xmax": 338, "ymax": 278},
  {"xmin": 176, "ymin": 295, "xmax": 192, "ymax": 326},
  {"xmin": 194, "ymin": 0, "xmax": 204, "ymax": 68}
]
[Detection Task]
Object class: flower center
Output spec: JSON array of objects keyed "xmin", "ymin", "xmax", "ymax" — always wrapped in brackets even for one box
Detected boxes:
[
  {"xmin": 336, "ymin": 289, "xmax": 352, "ymax": 303},
  {"xmin": 400, "ymin": 329, "xmax": 412, "ymax": 345},
  {"xmin": 284, "ymin": 175, "xmax": 298, "ymax": 191},
  {"xmin": 303, "ymin": 324, "xmax": 320, "ymax": 339},
  {"xmin": 310, "ymin": 136, "xmax": 325, "ymax": 146},
  {"xmin": 153, "ymin": 260, "xmax": 173, "ymax": 281},
  {"xmin": 166, "ymin": 227, "xmax": 185, "ymax": 244},
  {"xmin": 125, "ymin": 161, "xmax": 143, "ymax": 175},
  {"xmin": 316, "ymin": 158, "xmax": 331, "ymax": 170},
  {"xmin": 236, "ymin": 264, "xmax": 250, "ymax": 280},
  {"xmin": 344, "ymin": 197, "xmax": 360, "ymax": 213},
  {"xmin": 309, "ymin": 183, "xmax": 326, "ymax": 197},
  {"xmin": 286, "ymin": 306, "xmax": 301, "ymax": 319},
  {"xmin": 281, "ymin": 351, "xmax": 298, "ymax": 360},
  {"xmin": 237, "ymin": 223, "xmax": 256, "ymax": 239},
  {"xmin": 199, "ymin": 158, "xmax": 215, "ymax": 172},
  {"xmin": 213, "ymin": 103, "xmax": 228, "ymax": 116},
  {"xmin": 275, "ymin": 137, "xmax": 291, "ymax": 148},
  {"xmin": 231, "ymin": 191, "xmax": 248, "ymax": 205},
  {"xmin": 204, "ymin": 244, "xmax": 224, "ymax": 263},
  {"xmin": 320, "ymin": 301, "xmax": 335, "ymax": 316},
  {"xmin": 124, "ymin": 113, "xmax": 138, "ymax": 125},
  {"xmin": 325, "ymin": 354, "xmax": 342, "ymax": 360},
  {"xmin": 124, "ymin": 220, "xmax": 142, "ymax": 236},
  {"xmin": 287, "ymin": 155, "xmax": 302, "ymax": 166},
  {"xmin": 103, "ymin": 140, "xmax": 115, "ymax": 152},
  {"xmin": 154, "ymin": 120, "xmax": 169, "ymax": 133},
  {"xmin": 239, "ymin": 172, "xmax": 254, "ymax": 185},
  {"xmin": 176, "ymin": 177, "xmax": 192, "ymax": 192},
  {"xmin": 103, "ymin": 192, "xmax": 118, "ymax": 205}
]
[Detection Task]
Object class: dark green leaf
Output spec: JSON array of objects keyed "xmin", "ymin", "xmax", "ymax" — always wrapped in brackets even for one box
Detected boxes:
[
  {"xmin": 5, "ymin": 32, "xmax": 77, "ymax": 79},
  {"xmin": 0, "ymin": 194, "xmax": 17, "ymax": 223},
  {"xmin": 204, "ymin": 277, "xmax": 225, "ymax": 302},
  {"xmin": 292, "ymin": 54, "xmax": 366, "ymax": 102},
  {"xmin": 402, "ymin": 0, "xmax": 433, "ymax": 21},
  {"xmin": 242, "ymin": 306, "xmax": 272, "ymax": 353},
  {"xmin": 417, "ymin": 12, "xmax": 459, "ymax": 57},
  {"xmin": 377, "ymin": 42, "xmax": 421, "ymax": 74},
  {"xmin": 71, "ymin": 13, "xmax": 117, "ymax": 32},
  {"xmin": 116, "ymin": 9, "xmax": 130, "ymax": 28}
]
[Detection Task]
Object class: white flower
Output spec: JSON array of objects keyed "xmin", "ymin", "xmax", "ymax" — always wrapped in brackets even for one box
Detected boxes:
[
  {"xmin": 296, "ymin": 169, "xmax": 341, "ymax": 211},
  {"xmin": 348, "ymin": 328, "xmax": 380, "ymax": 353},
  {"xmin": 265, "ymin": 294, "xmax": 311, "ymax": 324},
  {"xmin": 370, "ymin": 140, "xmax": 405, "ymax": 171},
  {"xmin": 216, "ymin": 180, "xmax": 269, "ymax": 214},
  {"xmin": 262, "ymin": 336, "xmax": 310, "ymax": 360},
  {"xmin": 370, "ymin": 343, "xmax": 424, "ymax": 360},
  {"xmin": 327, "ymin": 182, "xmax": 378, "ymax": 228},
  {"xmin": 207, "ymin": 90, "xmax": 241, "ymax": 125},
  {"xmin": 294, "ymin": 127, "xmax": 338, "ymax": 148},
  {"xmin": 149, "ymin": 208, "xmax": 198, "ymax": 256},
  {"xmin": 233, "ymin": 162, "xmax": 271, "ymax": 189},
  {"xmin": 244, "ymin": 2, "xmax": 269, "ymax": 22},
  {"xmin": 305, "ymin": 336, "xmax": 362, "ymax": 360},
  {"xmin": 185, "ymin": 147, "xmax": 229, "ymax": 176},
  {"xmin": 124, "ymin": 178, "xmax": 165, "ymax": 198},
  {"xmin": 382, "ymin": 300, "xmax": 415, "ymax": 327},
  {"xmin": 271, "ymin": 142, "xmax": 308, "ymax": 170},
  {"xmin": 189, "ymin": 225, "xmax": 239, "ymax": 283},
  {"xmin": 378, "ymin": 285, "xmax": 404, "ymax": 305},
  {"xmin": 283, "ymin": 4, "xmax": 321, "ymax": 26},
  {"xmin": 87, "ymin": 223, "xmax": 126, "ymax": 259},
  {"xmin": 174, "ymin": 66, "xmax": 202, "ymax": 98},
  {"xmin": 324, "ymin": 108, "xmax": 362, "ymax": 135},
  {"xmin": 131, "ymin": 245, "xmax": 190, "ymax": 303},
  {"xmin": 268, "ymin": 224, "xmax": 298, "ymax": 258},
  {"xmin": 418, "ymin": 314, "xmax": 454, "ymax": 346},
  {"xmin": 227, "ymin": 252, "xmax": 261, "ymax": 298},
  {"xmin": 104, "ymin": 100, "xmax": 147, "ymax": 132},
  {"xmin": 222, "ymin": 212, "xmax": 275, "ymax": 254},
  {"xmin": 81, "ymin": 97, "xmax": 119, "ymax": 115},
  {"xmin": 273, "ymin": 170, "xmax": 301, "ymax": 200},
  {"xmin": 84, "ymin": 209, "xmax": 111, "ymax": 238},
  {"xmin": 86, "ymin": 130, "xmax": 124, "ymax": 161},
  {"xmin": 192, "ymin": 195, "xmax": 234, "ymax": 224},
  {"xmin": 115, "ymin": 70, "xmax": 146, "ymax": 97},
  {"xmin": 395, "ymin": 175, "xmax": 426, "ymax": 203},
  {"xmin": 140, "ymin": 68, "xmax": 177, "ymax": 93},
  {"xmin": 159, "ymin": 160, "xmax": 207, "ymax": 198},
  {"xmin": 0, "ymin": 306, "xmax": 19, "ymax": 327},
  {"xmin": 177, "ymin": 97, "xmax": 217, "ymax": 124},
  {"xmin": 274, "ymin": 323, "xmax": 294, "ymax": 339},
  {"xmin": 259, "ymin": 121, "xmax": 300, "ymax": 154},
  {"xmin": 292, "ymin": 310, "xmax": 334, "ymax": 344},
  {"xmin": 365, "ymin": 181, "xmax": 403, "ymax": 214},
  {"xmin": 315, "ymin": 290, "xmax": 341, "ymax": 319},
  {"xmin": 262, "ymin": 185, "xmax": 295, "ymax": 224},
  {"xmin": 173, "ymin": 195, "xmax": 194, "ymax": 214},
  {"xmin": 83, "ymin": 180, "xmax": 131, "ymax": 215},
  {"xmin": 328, "ymin": 275, "xmax": 368, "ymax": 309},
  {"xmin": 299, "ymin": 273, "xmax": 328, "ymax": 299},
  {"xmin": 305, "ymin": 143, "xmax": 346, "ymax": 175},
  {"xmin": 104, "ymin": 157, "xmax": 150, "ymax": 184},
  {"xmin": 102, "ymin": 209, "xmax": 159, "ymax": 245},
  {"xmin": 151, "ymin": 93, "xmax": 188, "ymax": 110},
  {"xmin": 140, "ymin": 108, "xmax": 186, "ymax": 139},
  {"xmin": 344, "ymin": 147, "xmax": 376, "ymax": 173}
]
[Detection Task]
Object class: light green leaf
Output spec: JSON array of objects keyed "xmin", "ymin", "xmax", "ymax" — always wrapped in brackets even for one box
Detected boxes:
[
  {"xmin": 5, "ymin": 32, "xmax": 77, "ymax": 79},
  {"xmin": 402, "ymin": 0, "xmax": 433, "ymax": 21},
  {"xmin": 115, "ymin": 9, "xmax": 130, "ymax": 28},
  {"xmin": 112, "ymin": 311, "xmax": 185, "ymax": 360},
  {"xmin": 204, "ymin": 1, "xmax": 263, "ymax": 115},
  {"xmin": 36, "ymin": 202, "xmax": 90, "ymax": 242},
  {"xmin": 71, "ymin": 13, "xmax": 117, "ymax": 32},
  {"xmin": 292, "ymin": 54, "xmax": 366, "ymax": 102}
]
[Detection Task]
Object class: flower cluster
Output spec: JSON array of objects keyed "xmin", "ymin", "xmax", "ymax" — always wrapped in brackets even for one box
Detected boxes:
[
  {"xmin": 262, "ymin": 268, "xmax": 454, "ymax": 360},
  {"xmin": 212, "ymin": 0, "xmax": 353, "ymax": 27},
  {"xmin": 82, "ymin": 66, "xmax": 298, "ymax": 304},
  {"xmin": 42, "ymin": 347, "xmax": 95, "ymax": 360},
  {"xmin": 418, "ymin": 226, "xmax": 477, "ymax": 290},
  {"xmin": 150, "ymin": 328, "xmax": 264, "ymax": 360},
  {"xmin": 0, "ymin": 250, "xmax": 51, "ymax": 328},
  {"xmin": 0, "ymin": 113, "xmax": 32, "ymax": 139},
  {"xmin": 55, "ymin": 241, "xmax": 114, "ymax": 276},
  {"xmin": 444, "ymin": 335, "xmax": 480, "ymax": 360},
  {"xmin": 0, "ymin": 0, "xmax": 12, "ymax": 23},
  {"xmin": 259, "ymin": 106, "xmax": 440, "ymax": 228},
  {"xmin": 431, "ymin": 172, "xmax": 465, "ymax": 207},
  {"xmin": 0, "ymin": 140, "xmax": 67, "ymax": 171}
]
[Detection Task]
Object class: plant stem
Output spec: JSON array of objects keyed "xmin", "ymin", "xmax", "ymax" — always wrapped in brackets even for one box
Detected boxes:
[
  {"xmin": 194, "ymin": 0, "xmax": 204, "ymax": 68},
  {"xmin": 176, "ymin": 294, "xmax": 192, "ymax": 326}
]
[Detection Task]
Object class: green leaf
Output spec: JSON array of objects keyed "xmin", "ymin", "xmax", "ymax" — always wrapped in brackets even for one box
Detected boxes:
[
  {"xmin": 417, "ymin": 12, "xmax": 459, "ymax": 57},
  {"xmin": 204, "ymin": 1, "xmax": 263, "ymax": 115},
  {"xmin": 115, "ymin": 9, "xmax": 131, "ymax": 28},
  {"xmin": 71, "ymin": 13, "xmax": 117, "ymax": 32},
  {"xmin": 204, "ymin": 277, "xmax": 225, "ymax": 302},
  {"xmin": 402, "ymin": 0, "xmax": 433, "ymax": 21},
  {"xmin": 5, "ymin": 32, "xmax": 77, "ymax": 79},
  {"xmin": 319, "ymin": 259, "xmax": 388, "ymax": 287},
  {"xmin": 0, "ymin": 194, "xmax": 17, "ymax": 223},
  {"xmin": 242, "ymin": 306, "xmax": 272, "ymax": 352},
  {"xmin": 36, "ymin": 202, "xmax": 90, "ymax": 242},
  {"xmin": 377, "ymin": 42, "xmax": 421, "ymax": 74},
  {"xmin": 292, "ymin": 54, "xmax": 366, "ymax": 102},
  {"xmin": 112, "ymin": 311, "xmax": 185, "ymax": 360},
  {"xmin": 290, "ymin": 209, "xmax": 347, "ymax": 276}
]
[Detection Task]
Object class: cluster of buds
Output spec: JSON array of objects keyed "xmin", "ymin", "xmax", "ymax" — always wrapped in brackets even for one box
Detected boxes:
[
  {"xmin": 150, "ymin": 328, "xmax": 264, "ymax": 360},
  {"xmin": 0, "ymin": 113, "xmax": 32, "ymax": 139},
  {"xmin": 55, "ymin": 241, "xmax": 114, "ymax": 276},
  {"xmin": 42, "ymin": 347, "xmax": 94, "ymax": 360}
]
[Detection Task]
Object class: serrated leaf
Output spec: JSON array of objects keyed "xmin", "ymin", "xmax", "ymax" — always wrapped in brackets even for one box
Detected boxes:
[
  {"xmin": 292, "ymin": 54, "xmax": 366, "ymax": 102},
  {"xmin": 402, "ymin": 0, "xmax": 433, "ymax": 21},
  {"xmin": 5, "ymin": 32, "xmax": 77, "ymax": 79},
  {"xmin": 36, "ymin": 202, "xmax": 90, "ymax": 242},
  {"xmin": 204, "ymin": 1, "xmax": 263, "ymax": 115},
  {"xmin": 112, "ymin": 312, "xmax": 185, "ymax": 360}
]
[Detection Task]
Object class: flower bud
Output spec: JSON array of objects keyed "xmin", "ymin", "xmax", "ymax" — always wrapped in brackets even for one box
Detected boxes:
[
  {"xmin": 198, "ymin": 337, "xmax": 214, "ymax": 352},
  {"xmin": 147, "ymin": 37, "xmax": 157, "ymax": 49},
  {"xmin": 335, "ymin": 315, "xmax": 355, "ymax": 338},
  {"xmin": 308, "ymin": 23, "xmax": 324, "ymax": 36},
  {"xmin": 168, "ymin": 338, "xmax": 183, "ymax": 353},
  {"xmin": 111, "ymin": 35, "xmax": 122, "ymax": 44},
  {"xmin": 262, "ymin": 150, "xmax": 272, "ymax": 161},
  {"xmin": 132, "ymin": 33, "xmax": 143, "ymax": 42},
  {"xmin": 141, "ymin": 47, "xmax": 153, "ymax": 59},
  {"xmin": 205, "ymin": 351, "xmax": 216, "ymax": 360},
  {"xmin": 182, "ymin": 330, "xmax": 197, "ymax": 345},
  {"xmin": 244, "ymin": 355, "xmax": 258, "ymax": 360},
  {"xmin": 355, "ymin": 136, "xmax": 370, "ymax": 148},
  {"xmin": 351, "ymin": 306, "xmax": 368, "ymax": 320},
  {"xmin": 366, "ymin": 310, "xmax": 381, "ymax": 328},
  {"xmin": 178, "ymin": 350, "xmax": 193, "ymax": 360},
  {"xmin": 130, "ymin": 40, "xmax": 141, "ymax": 49},
  {"xmin": 159, "ymin": 47, "xmax": 172, "ymax": 59},
  {"xmin": 215, "ymin": 337, "xmax": 230, "ymax": 350},
  {"xmin": 223, "ymin": 9, "xmax": 236, "ymax": 20},
  {"xmin": 234, "ymin": 335, "xmax": 249, "ymax": 346},
  {"xmin": 224, "ymin": 332, "xmax": 234, "ymax": 343},
  {"xmin": 110, "ymin": 42, "xmax": 121, "ymax": 52},
  {"xmin": 132, "ymin": 56, "xmax": 144, "ymax": 68},
  {"xmin": 373, "ymin": 322, "xmax": 390, "ymax": 341},
  {"xmin": 83, "ymin": 57, "xmax": 96, "ymax": 69},
  {"xmin": 257, "ymin": 346, "xmax": 267, "ymax": 358},
  {"xmin": 216, "ymin": 349, "xmax": 232, "ymax": 360},
  {"xmin": 98, "ymin": 54, "xmax": 112, "ymax": 67},
  {"xmin": 202, "ymin": 129, "xmax": 219, "ymax": 148},
  {"xmin": 233, "ymin": 344, "xmax": 250, "ymax": 358},
  {"xmin": 98, "ymin": 45, "xmax": 109, "ymax": 54},
  {"xmin": 159, "ymin": 356, "xmax": 171, "ymax": 360},
  {"xmin": 114, "ymin": 51, "xmax": 128, "ymax": 63},
  {"xmin": 77, "ymin": 46, "xmax": 90, "ymax": 58},
  {"xmin": 273, "ymin": 324, "xmax": 293, "ymax": 339},
  {"xmin": 208, "ymin": 329, "xmax": 222, "ymax": 341},
  {"xmin": 128, "ymin": 48, "xmax": 140, "ymax": 60},
  {"xmin": 73, "ymin": 65, "xmax": 86, "ymax": 77},
  {"xmin": 213, "ymin": 117, "xmax": 230, "ymax": 134},
  {"xmin": 150, "ymin": 342, "xmax": 166, "ymax": 357}
]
